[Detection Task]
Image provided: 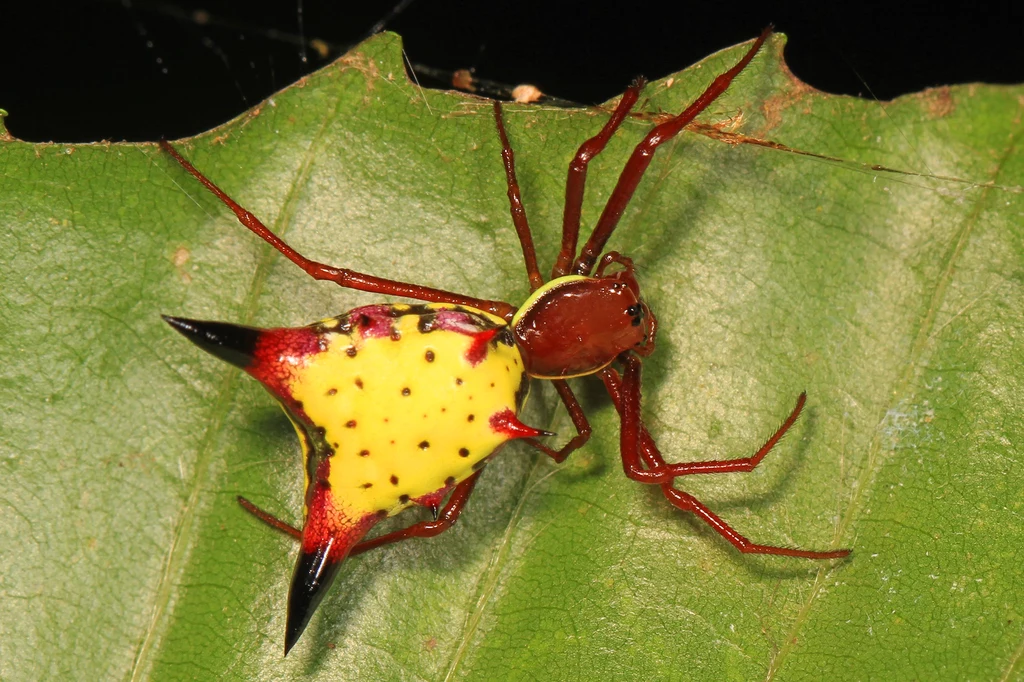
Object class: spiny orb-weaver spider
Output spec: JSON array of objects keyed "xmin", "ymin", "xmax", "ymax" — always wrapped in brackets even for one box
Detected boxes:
[{"xmin": 162, "ymin": 28, "xmax": 850, "ymax": 655}]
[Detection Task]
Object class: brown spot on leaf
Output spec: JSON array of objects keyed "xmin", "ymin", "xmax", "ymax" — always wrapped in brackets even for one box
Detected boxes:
[{"xmin": 923, "ymin": 85, "xmax": 955, "ymax": 118}]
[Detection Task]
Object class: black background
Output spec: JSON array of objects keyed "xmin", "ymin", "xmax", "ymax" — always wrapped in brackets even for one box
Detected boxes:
[{"xmin": 3, "ymin": 0, "xmax": 1022, "ymax": 142}]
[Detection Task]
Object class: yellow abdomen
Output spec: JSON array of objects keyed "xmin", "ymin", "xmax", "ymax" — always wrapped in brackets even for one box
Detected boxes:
[{"xmin": 285, "ymin": 303, "xmax": 529, "ymax": 522}]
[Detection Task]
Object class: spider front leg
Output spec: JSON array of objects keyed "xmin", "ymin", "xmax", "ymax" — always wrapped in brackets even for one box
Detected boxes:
[
  {"xmin": 602, "ymin": 354, "xmax": 850, "ymax": 560},
  {"xmin": 159, "ymin": 140, "xmax": 517, "ymax": 320},
  {"xmin": 573, "ymin": 27, "xmax": 772, "ymax": 276},
  {"xmin": 236, "ymin": 471, "xmax": 484, "ymax": 557},
  {"xmin": 551, "ymin": 78, "xmax": 646, "ymax": 279}
]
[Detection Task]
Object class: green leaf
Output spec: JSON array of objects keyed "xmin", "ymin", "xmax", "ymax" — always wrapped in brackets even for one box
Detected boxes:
[{"xmin": 1, "ymin": 32, "xmax": 1022, "ymax": 681}]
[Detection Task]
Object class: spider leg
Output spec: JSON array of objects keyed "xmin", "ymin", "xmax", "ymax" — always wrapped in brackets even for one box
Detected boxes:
[
  {"xmin": 551, "ymin": 79, "xmax": 645, "ymax": 279},
  {"xmin": 600, "ymin": 355, "xmax": 850, "ymax": 559},
  {"xmin": 160, "ymin": 140, "xmax": 517, "ymax": 321},
  {"xmin": 659, "ymin": 486, "xmax": 849, "ymax": 559},
  {"xmin": 237, "ymin": 496, "xmax": 302, "ymax": 539},
  {"xmin": 572, "ymin": 27, "xmax": 773, "ymax": 276},
  {"xmin": 607, "ymin": 364, "xmax": 808, "ymax": 478},
  {"xmin": 493, "ymin": 102, "xmax": 544, "ymax": 292},
  {"xmin": 348, "ymin": 471, "xmax": 483, "ymax": 557},
  {"xmin": 524, "ymin": 379, "xmax": 592, "ymax": 463},
  {"xmin": 597, "ymin": 365, "xmax": 667, "ymax": 472},
  {"xmin": 237, "ymin": 473, "xmax": 483, "ymax": 556}
]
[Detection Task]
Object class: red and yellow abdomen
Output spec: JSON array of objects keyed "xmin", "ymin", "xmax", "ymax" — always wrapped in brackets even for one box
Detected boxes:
[
  {"xmin": 164, "ymin": 301, "xmax": 543, "ymax": 652},
  {"xmin": 283, "ymin": 303, "xmax": 531, "ymax": 521}
]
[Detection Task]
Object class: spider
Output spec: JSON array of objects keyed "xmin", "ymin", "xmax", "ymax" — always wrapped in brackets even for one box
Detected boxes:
[{"xmin": 161, "ymin": 27, "xmax": 849, "ymax": 655}]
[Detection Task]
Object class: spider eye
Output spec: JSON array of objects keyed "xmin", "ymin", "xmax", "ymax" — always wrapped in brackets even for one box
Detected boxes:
[{"xmin": 625, "ymin": 305, "xmax": 640, "ymax": 316}]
